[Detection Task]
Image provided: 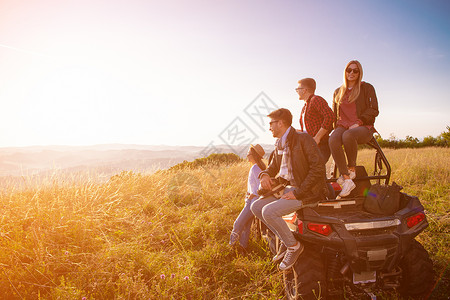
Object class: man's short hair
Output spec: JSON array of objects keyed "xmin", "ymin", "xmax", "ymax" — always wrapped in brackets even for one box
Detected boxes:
[
  {"xmin": 267, "ymin": 108, "xmax": 292, "ymax": 127},
  {"xmin": 298, "ymin": 78, "xmax": 316, "ymax": 93}
]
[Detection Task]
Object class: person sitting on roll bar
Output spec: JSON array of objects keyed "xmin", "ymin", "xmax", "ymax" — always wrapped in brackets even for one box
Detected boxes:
[{"xmin": 329, "ymin": 60, "xmax": 379, "ymax": 198}]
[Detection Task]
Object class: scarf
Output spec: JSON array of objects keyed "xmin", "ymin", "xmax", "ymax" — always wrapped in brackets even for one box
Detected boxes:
[{"xmin": 276, "ymin": 127, "xmax": 295, "ymax": 185}]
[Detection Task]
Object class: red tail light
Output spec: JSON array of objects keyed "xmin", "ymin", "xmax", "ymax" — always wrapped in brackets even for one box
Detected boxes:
[
  {"xmin": 307, "ymin": 223, "xmax": 332, "ymax": 236},
  {"xmin": 331, "ymin": 182, "xmax": 341, "ymax": 192},
  {"xmin": 407, "ymin": 212, "xmax": 425, "ymax": 228},
  {"xmin": 298, "ymin": 220, "xmax": 303, "ymax": 234}
]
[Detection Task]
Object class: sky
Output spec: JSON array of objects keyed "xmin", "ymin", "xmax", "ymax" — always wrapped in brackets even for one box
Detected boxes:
[{"xmin": 0, "ymin": 0, "xmax": 449, "ymax": 149}]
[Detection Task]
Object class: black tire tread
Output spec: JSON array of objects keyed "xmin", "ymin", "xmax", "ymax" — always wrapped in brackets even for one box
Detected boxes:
[
  {"xmin": 399, "ymin": 239, "xmax": 434, "ymax": 299},
  {"xmin": 285, "ymin": 248, "xmax": 327, "ymax": 300}
]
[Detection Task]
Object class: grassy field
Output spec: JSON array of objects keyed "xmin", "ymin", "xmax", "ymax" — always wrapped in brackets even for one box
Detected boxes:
[{"xmin": 0, "ymin": 148, "xmax": 448, "ymax": 299}]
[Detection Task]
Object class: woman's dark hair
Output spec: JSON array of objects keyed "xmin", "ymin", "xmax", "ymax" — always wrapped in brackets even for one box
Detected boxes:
[{"xmin": 250, "ymin": 147, "xmax": 267, "ymax": 170}]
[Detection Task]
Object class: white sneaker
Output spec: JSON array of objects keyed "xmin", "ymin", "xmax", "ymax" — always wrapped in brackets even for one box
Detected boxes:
[
  {"xmin": 337, "ymin": 170, "xmax": 356, "ymax": 185},
  {"xmin": 338, "ymin": 179, "xmax": 356, "ymax": 198},
  {"xmin": 279, "ymin": 242, "xmax": 304, "ymax": 271}
]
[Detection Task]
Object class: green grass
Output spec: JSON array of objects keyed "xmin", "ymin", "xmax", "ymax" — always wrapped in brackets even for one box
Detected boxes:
[{"xmin": 0, "ymin": 148, "xmax": 448, "ymax": 299}]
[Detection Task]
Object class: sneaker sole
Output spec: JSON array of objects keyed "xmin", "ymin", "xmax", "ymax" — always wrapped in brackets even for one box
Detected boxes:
[{"xmin": 272, "ymin": 250, "xmax": 287, "ymax": 262}]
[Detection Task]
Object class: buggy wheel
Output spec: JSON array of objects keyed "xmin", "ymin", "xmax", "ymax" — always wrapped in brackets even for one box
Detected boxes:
[
  {"xmin": 399, "ymin": 239, "xmax": 434, "ymax": 299},
  {"xmin": 251, "ymin": 217, "xmax": 262, "ymax": 241},
  {"xmin": 283, "ymin": 247, "xmax": 327, "ymax": 300}
]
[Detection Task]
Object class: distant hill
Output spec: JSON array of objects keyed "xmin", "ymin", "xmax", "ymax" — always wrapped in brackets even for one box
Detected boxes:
[{"xmin": 0, "ymin": 144, "xmax": 275, "ymax": 181}]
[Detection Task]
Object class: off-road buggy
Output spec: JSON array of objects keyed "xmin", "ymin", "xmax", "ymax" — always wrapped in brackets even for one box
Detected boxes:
[{"xmin": 257, "ymin": 138, "xmax": 434, "ymax": 299}]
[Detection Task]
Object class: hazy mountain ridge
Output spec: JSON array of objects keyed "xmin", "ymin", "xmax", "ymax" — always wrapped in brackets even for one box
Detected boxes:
[
  {"xmin": 0, "ymin": 146, "xmax": 200, "ymax": 177},
  {"xmin": 0, "ymin": 144, "xmax": 275, "ymax": 179}
]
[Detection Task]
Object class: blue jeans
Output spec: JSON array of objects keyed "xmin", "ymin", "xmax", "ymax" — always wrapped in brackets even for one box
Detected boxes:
[
  {"xmin": 318, "ymin": 137, "xmax": 331, "ymax": 164},
  {"xmin": 250, "ymin": 187, "xmax": 303, "ymax": 247},
  {"xmin": 230, "ymin": 197, "xmax": 256, "ymax": 248},
  {"xmin": 318, "ymin": 137, "xmax": 335, "ymax": 198}
]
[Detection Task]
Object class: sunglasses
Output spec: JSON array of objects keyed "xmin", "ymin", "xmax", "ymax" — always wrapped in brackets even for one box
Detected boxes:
[{"xmin": 346, "ymin": 68, "xmax": 360, "ymax": 74}]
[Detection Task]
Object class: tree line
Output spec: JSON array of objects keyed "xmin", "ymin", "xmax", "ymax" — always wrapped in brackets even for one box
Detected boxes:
[{"xmin": 374, "ymin": 126, "xmax": 449, "ymax": 149}]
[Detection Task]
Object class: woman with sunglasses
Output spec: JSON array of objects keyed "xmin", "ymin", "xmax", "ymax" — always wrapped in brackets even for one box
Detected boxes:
[
  {"xmin": 229, "ymin": 144, "xmax": 266, "ymax": 252},
  {"xmin": 329, "ymin": 60, "xmax": 379, "ymax": 198}
]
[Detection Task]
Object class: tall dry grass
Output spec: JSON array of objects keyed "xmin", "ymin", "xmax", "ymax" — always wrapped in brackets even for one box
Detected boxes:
[
  {"xmin": 0, "ymin": 148, "xmax": 448, "ymax": 299},
  {"xmin": 0, "ymin": 162, "xmax": 283, "ymax": 299}
]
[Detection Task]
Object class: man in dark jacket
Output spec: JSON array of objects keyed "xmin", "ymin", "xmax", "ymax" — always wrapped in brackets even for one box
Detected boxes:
[{"xmin": 251, "ymin": 108, "xmax": 327, "ymax": 270}]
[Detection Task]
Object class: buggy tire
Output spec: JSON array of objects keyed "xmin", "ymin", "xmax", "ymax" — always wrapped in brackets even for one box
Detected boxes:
[
  {"xmin": 251, "ymin": 217, "xmax": 262, "ymax": 241},
  {"xmin": 399, "ymin": 239, "xmax": 434, "ymax": 299},
  {"xmin": 283, "ymin": 247, "xmax": 327, "ymax": 300}
]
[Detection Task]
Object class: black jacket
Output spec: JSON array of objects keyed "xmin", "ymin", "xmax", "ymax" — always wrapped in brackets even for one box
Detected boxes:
[
  {"xmin": 333, "ymin": 81, "xmax": 379, "ymax": 126},
  {"xmin": 260, "ymin": 128, "xmax": 327, "ymax": 204}
]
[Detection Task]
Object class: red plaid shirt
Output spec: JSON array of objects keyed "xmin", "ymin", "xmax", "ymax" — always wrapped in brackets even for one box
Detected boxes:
[{"xmin": 299, "ymin": 95, "xmax": 335, "ymax": 137}]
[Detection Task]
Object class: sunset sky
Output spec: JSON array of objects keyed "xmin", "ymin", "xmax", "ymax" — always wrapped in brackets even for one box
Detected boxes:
[{"xmin": 0, "ymin": 0, "xmax": 449, "ymax": 149}]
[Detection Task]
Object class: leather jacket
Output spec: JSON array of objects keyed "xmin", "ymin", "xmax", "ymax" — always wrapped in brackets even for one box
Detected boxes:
[
  {"xmin": 333, "ymin": 81, "xmax": 379, "ymax": 126},
  {"xmin": 260, "ymin": 128, "xmax": 327, "ymax": 204}
]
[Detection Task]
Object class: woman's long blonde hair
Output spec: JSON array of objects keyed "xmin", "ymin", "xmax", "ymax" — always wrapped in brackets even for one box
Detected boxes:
[{"xmin": 334, "ymin": 60, "xmax": 363, "ymax": 104}]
